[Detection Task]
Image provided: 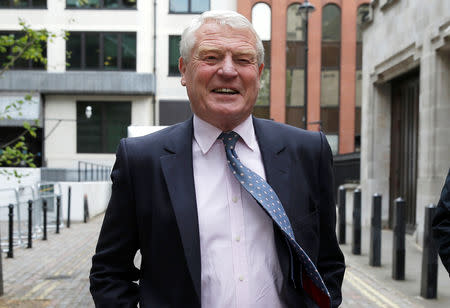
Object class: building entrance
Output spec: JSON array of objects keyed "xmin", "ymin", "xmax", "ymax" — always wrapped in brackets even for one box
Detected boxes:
[{"xmin": 389, "ymin": 71, "xmax": 419, "ymax": 232}]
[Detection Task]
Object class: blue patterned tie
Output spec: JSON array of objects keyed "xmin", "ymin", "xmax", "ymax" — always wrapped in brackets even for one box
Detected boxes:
[{"xmin": 219, "ymin": 131, "xmax": 331, "ymax": 308}]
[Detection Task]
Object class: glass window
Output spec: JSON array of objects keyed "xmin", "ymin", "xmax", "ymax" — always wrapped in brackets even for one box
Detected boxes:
[
  {"xmin": 122, "ymin": 33, "xmax": 136, "ymax": 70},
  {"xmin": 66, "ymin": 0, "xmax": 136, "ymax": 9},
  {"xmin": 286, "ymin": 4, "xmax": 305, "ymax": 128},
  {"xmin": 67, "ymin": 32, "xmax": 136, "ymax": 70},
  {"xmin": 0, "ymin": 31, "xmax": 46, "ymax": 70},
  {"xmin": 103, "ymin": 33, "xmax": 118, "ymax": 69},
  {"xmin": 321, "ymin": 4, "xmax": 341, "ymax": 154},
  {"xmin": 77, "ymin": 101, "xmax": 131, "ymax": 153},
  {"xmin": 86, "ymin": 33, "xmax": 100, "ymax": 68},
  {"xmin": 252, "ymin": 3, "xmax": 271, "ymax": 120},
  {"xmin": 67, "ymin": 32, "xmax": 81, "ymax": 68},
  {"xmin": 0, "ymin": 0, "xmax": 46, "ymax": 8},
  {"xmin": 168, "ymin": 35, "xmax": 181, "ymax": 76},
  {"xmin": 169, "ymin": 0, "xmax": 209, "ymax": 13}
]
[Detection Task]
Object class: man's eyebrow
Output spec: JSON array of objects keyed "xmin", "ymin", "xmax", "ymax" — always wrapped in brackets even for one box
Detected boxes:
[{"xmin": 197, "ymin": 46, "xmax": 223, "ymax": 55}]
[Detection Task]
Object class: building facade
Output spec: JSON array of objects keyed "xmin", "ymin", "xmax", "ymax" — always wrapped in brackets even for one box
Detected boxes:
[
  {"xmin": 360, "ymin": 0, "xmax": 450, "ymax": 241},
  {"xmin": 0, "ymin": 0, "xmax": 233, "ymax": 169},
  {"xmin": 238, "ymin": 0, "xmax": 370, "ymax": 155}
]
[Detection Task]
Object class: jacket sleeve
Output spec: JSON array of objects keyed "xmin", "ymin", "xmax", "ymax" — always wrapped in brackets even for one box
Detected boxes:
[
  {"xmin": 317, "ymin": 131, "xmax": 346, "ymax": 308},
  {"xmin": 432, "ymin": 169, "xmax": 450, "ymax": 275},
  {"xmin": 90, "ymin": 139, "xmax": 140, "ymax": 307}
]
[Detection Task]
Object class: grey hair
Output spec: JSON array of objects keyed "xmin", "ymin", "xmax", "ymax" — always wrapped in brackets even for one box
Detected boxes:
[{"xmin": 179, "ymin": 10, "xmax": 265, "ymax": 66}]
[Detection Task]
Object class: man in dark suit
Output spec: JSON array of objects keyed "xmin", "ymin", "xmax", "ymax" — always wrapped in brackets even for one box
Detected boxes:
[
  {"xmin": 432, "ymin": 169, "xmax": 450, "ymax": 275},
  {"xmin": 90, "ymin": 10, "xmax": 345, "ymax": 308}
]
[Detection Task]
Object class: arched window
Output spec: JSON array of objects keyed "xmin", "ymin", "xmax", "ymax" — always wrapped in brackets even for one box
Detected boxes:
[
  {"xmin": 252, "ymin": 2, "xmax": 271, "ymax": 119},
  {"xmin": 355, "ymin": 4, "xmax": 369, "ymax": 152},
  {"xmin": 320, "ymin": 4, "xmax": 341, "ymax": 154},
  {"xmin": 285, "ymin": 3, "xmax": 305, "ymax": 128}
]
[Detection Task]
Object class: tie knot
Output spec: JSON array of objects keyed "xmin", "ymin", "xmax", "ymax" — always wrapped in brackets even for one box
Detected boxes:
[{"xmin": 219, "ymin": 131, "xmax": 240, "ymax": 149}]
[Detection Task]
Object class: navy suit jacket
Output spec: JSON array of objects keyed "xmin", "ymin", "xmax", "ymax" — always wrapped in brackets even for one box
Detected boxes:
[{"xmin": 90, "ymin": 117, "xmax": 345, "ymax": 307}]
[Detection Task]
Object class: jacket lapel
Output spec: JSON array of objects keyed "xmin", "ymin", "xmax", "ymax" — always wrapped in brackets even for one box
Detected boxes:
[
  {"xmin": 253, "ymin": 118, "xmax": 291, "ymax": 210},
  {"xmin": 160, "ymin": 118, "xmax": 201, "ymax": 300}
]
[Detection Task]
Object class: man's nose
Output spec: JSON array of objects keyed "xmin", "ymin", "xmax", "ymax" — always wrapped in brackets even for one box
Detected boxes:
[{"xmin": 218, "ymin": 55, "xmax": 238, "ymax": 78}]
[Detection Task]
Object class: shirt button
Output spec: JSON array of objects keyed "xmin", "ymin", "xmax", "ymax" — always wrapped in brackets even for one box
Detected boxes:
[
  {"xmin": 232, "ymin": 196, "xmax": 238, "ymax": 203},
  {"xmin": 235, "ymin": 236, "xmax": 240, "ymax": 242},
  {"xmin": 239, "ymin": 276, "xmax": 244, "ymax": 282}
]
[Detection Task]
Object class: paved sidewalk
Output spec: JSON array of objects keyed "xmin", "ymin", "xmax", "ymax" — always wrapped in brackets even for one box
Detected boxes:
[
  {"xmin": 1, "ymin": 215, "xmax": 449, "ymax": 307},
  {"xmin": 0, "ymin": 215, "xmax": 102, "ymax": 308},
  {"xmin": 340, "ymin": 225, "xmax": 450, "ymax": 308}
]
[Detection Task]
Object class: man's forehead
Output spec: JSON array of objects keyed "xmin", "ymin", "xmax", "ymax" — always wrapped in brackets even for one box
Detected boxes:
[{"xmin": 193, "ymin": 23, "xmax": 257, "ymax": 54}]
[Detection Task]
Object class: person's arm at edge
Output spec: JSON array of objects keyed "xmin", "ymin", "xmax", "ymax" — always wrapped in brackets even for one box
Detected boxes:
[
  {"xmin": 432, "ymin": 168, "xmax": 450, "ymax": 275},
  {"xmin": 317, "ymin": 131, "xmax": 346, "ymax": 307},
  {"xmin": 90, "ymin": 138, "xmax": 140, "ymax": 307}
]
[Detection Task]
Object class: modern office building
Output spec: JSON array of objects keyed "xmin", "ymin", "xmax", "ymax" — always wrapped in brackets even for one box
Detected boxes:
[
  {"xmin": 360, "ymin": 0, "xmax": 449, "ymax": 240},
  {"xmin": 0, "ymin": 0, "xmax": 234, "ymax": 169}
]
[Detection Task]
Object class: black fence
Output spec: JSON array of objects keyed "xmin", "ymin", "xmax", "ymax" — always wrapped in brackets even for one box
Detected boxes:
[{"xmin": 77, "ymin": 161, "xmax": 111, "ymax": 182}]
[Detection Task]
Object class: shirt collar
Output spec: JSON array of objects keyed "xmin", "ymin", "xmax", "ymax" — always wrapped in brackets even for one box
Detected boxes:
[{"xmin": 193, "ymin": 114, "xmax": 257, "ymax": 155}]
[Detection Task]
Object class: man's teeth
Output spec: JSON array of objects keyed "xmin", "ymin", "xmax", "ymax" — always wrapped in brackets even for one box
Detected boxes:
[{"xmin": 213, "ymin": 88, "xmax": 238, "ymax": 94}]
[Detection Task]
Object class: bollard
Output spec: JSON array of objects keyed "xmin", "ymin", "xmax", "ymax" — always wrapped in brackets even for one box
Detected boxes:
[
  {"xmin": 56, "ymin": 196, "xmax": 61, "ymax": 234},
  {"xmin": 369, "ymin": 194, "xmax": 382, "ymax": 266},
  {"xmin": 7, "ymin": 204, "xmax": 14, "ymax": 258},
  {"xmin": 352, "ymin": 189, "xmax": 362, "ymax": 255},
  {"xmin": 27, "ymin": 200, "xmax": 33, "ymax": 248},
  {"xmin": 338, "ymin": 186, "xmax": 346, "ymax": 244},
  {"xmin": 392, "ymin": 197, "xmax": 406, "ymax": 280},
  {"xmin": 67, "ymin": 186, "xmax": 71, "ymax": 228},
  {"xmin": 43, "ymin": 199, "xmax": 48, "ymax": 241},
  {"xmin": 420, "ymin": 204, "xmax": 438, "ymax": 298},
  {"xmin": 83, "ymin": 194, "xmax": 90, "ymax": 223}
]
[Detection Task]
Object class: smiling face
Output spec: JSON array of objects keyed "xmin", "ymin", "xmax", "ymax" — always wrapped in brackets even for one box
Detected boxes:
[{"xmin": 179, "ymin": 22, "xmax": 264, "ymax": 131}]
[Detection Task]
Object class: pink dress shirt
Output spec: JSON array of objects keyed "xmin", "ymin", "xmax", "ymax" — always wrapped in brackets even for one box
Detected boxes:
[{"xmin": 192, "ymin": 115, "xmax": 285, "ymax": 308}]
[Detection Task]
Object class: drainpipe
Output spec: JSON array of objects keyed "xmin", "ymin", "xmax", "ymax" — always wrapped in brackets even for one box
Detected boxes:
[{"xmin": 152, "ymin": 0, "xmax": 157, "ymax": 125}]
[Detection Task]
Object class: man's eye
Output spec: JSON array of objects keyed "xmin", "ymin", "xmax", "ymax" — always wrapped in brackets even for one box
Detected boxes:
[{"xmin": 237, "ymin": 58, "xmax": 251, "ymax": 64}]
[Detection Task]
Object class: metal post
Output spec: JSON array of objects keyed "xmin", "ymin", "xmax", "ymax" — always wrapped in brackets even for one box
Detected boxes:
[
  {"xmin": 303, "ymin": 10, "xmax": 309, "ymax": 129},
  {"xmin": 56, "ymin": 196, "xmax": 61, "ymax": 234},
  {"xmin": 91, "ymin": 164, "xmax": 93, "ymax": 181},
  {"xmin": 352, "ymin": 189, "xmax": 362, "ymax": 255},
  {"xmin": 369, "ymin": 194, "xmax": 382, "ymax": 266},
  {"xmin": 392, "ymin": 197, "xmax": 405, "ymax": 280},
  {"xmin": 43, "ymin": 199, "xmax": 48, "ymax": 241},
  {"xmin": 7, "ymin": 204, "xmax": 14, "ymax": 258},
  {"xmin": 338, "ymin": 186, "xmax": 346, "ymax": 244},
  {"xmin": 0, "ymin": 226, "xmax": 3, "ymax": 296},
  {"xmin": 78, "ymin": 161, "xmax": 81, "ymax": 182},
  {"xmin": 67, "ymin": 186, "xmax": 71, "ymax": 228},
  {"xmin": 421, "ymin": 204, "xmax": 438, "ymax": 298},
  {"xmin": 27, "ymin": 200, "xmax": 33, "ymax": 248},
  {"xmin": 84, "ymin": 194, "xmax": 89, "ymax": 223}
]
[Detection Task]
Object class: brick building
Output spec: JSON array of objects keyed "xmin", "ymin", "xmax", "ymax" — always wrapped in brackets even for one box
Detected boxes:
[{"xmin": 239, "ymin": 0, "xmax": 370, "ymax": 155}]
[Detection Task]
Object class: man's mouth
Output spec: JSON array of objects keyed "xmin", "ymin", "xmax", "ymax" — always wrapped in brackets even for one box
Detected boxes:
[{"xmin": 212, "ymin": 88, "xmax": 239, "ymax": 95}]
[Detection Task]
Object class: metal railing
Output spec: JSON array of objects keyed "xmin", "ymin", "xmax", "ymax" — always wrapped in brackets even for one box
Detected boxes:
[
  {"xmin": 0, "ymin": 182, "xmax": 63, "ymax": 252},
  {"xmin": 77, "ymin": 161, "xmax": 111, "ymax": 182}
]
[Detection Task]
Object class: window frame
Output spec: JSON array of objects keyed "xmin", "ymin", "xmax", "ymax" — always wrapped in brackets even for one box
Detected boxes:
[
  {"xmin": 168, "ymin": 35, "xmax": 181, "ymax": 76},
  {"xmin": 65, "ymin": 0, "xmax": 136, "ymax": 10},
  {"xmin": 0, "ymin": 31, "xmax": 47, "ymax": 70},
  {"xmin": 66, "ymin": 31, "xmax": 136, "ymax": 71},
  {"xmin": 76, "ymin": 101, "xmax": 131, "ymax": 154},
  {"xmin": 168, "ymin": 0, "xmax": 210, "ymax": 14},
  {"xmin": 0, "ymin": 0, "xmax": 46, "ymax": 9}
]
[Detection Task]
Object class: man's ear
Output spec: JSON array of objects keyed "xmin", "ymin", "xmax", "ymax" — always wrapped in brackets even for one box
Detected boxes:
[
  {"xmin": 258, "ymin": 62, "xmax": 264, "ymax": 77},
  {"xmin": 179, "ymin": 57, "xmax": 186, "ymax": 86}
]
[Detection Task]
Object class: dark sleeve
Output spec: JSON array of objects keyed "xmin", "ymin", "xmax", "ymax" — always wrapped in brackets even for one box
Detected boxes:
[
  {"xmin": 432, "ymin": 168, "xmax": 450, "ymax": 275},
  {"xmin": 317, "ymin": 131, "xmax": 346, "ymax": 308},
  {"xmin": 90, "ymin": 139, "xmax": 140, "ymax": 307}
]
